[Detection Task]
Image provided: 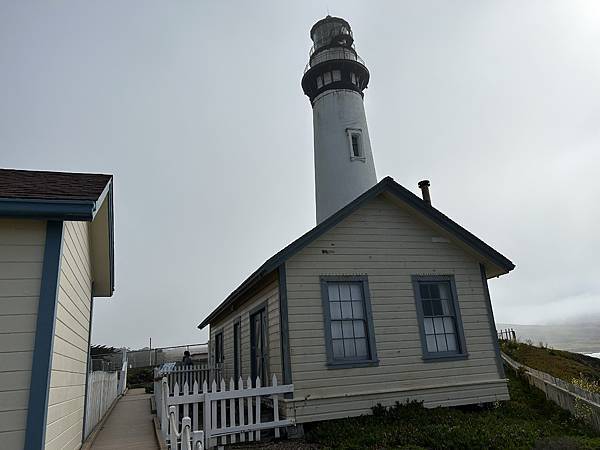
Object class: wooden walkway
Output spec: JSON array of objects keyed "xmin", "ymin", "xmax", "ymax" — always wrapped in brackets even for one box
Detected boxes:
[{"xmin": 89, "ymin": 388, "xmax": 159, "ymax": 449}]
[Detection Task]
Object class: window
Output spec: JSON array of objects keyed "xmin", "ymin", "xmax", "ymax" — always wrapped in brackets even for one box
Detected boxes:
[
  {"xmin": 316, "ymin": 75, "xmax": 323, "ymax": 89},
  {"xmin": 214, "ymin": 330, "xmax": 224, "ymax": 365},
  {"xmin": 332, "ymin": 70, "xmax": 341, "ymax": 82},
  {"xmin": 351, "ymin": 72, "xmax": 357, "ymax": 85},
  {"xmin": 323, "ymin": 71, "xmax": 332, "ymax": 85},
  {"xmin": 321, "ymin": 276, "xmax": 378, "ymax": 367},
  {"xmin": 346, "ymin": 128, "xmax": 364, "ymax": 160},
  {"xmin": 412, "ymin": 276, "xmax": 467, "ymax": 360}
]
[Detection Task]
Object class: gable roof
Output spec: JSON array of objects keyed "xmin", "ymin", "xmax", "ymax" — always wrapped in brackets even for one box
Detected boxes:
[
  {"xmin": 0, "ymin": 168, "xmax": 112, "ymax": 220},
  {"xmin": 199, "ymin": 176, "xmax": 515, "ymax": 329},
  {"xmin": 0, "ymin": 168, "xmax": 115, "ymax": 296}
]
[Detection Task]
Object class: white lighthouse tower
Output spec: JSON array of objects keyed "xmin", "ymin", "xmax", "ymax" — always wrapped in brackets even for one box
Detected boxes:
[{"xmin": 302, "ymin": 16, "xmax": 377, "ymax": 223}]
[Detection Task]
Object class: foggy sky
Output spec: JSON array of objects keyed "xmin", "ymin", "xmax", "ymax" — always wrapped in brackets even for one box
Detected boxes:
[{"xmin": 1, "ymin": 1, "xmax": 599, "ymax": 349}]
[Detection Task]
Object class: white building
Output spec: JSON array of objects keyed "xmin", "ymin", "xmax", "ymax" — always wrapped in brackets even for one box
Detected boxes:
[
  {"xmin": 199, "ymin": 16, "xmax": 514, "ymax": 426},
  {"xmin": 0, "ymin": 169, "xmax": 114, "ymax": 449}
]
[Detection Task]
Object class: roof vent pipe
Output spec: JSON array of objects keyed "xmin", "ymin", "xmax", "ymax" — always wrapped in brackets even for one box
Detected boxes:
[{"xmin": 418, "ymin": 180, "xmax": 431, "ymax": 205}]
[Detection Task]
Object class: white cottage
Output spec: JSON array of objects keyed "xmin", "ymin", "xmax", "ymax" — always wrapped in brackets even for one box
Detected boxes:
[
  {"xmin": 199, "ymin": 176, "xmax": 514, "ymax": 424},
  {"xmin": 0, "ymin": 169, "xmax": 114, "ymax": 449}
]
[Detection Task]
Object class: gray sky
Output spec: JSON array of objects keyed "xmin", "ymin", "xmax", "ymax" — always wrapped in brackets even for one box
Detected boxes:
[{"xmin": 1, "ymin": 1, "xmax": 599, "ymax": 349}]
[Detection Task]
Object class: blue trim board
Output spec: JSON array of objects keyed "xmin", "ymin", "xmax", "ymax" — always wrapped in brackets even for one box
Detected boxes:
[
  {"xmin": 25, "ymin": 221, "xmax": 64, "ymax": 450},
  {"xmin": 0, "ymin": 198, "xmax": 95, "ymax": 221}
]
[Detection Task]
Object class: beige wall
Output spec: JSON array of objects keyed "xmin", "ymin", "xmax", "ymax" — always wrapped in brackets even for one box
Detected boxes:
[
  {"xmin": 45, "ymin": 221, "xmax": 92, "ymax": 450},
  {"xmin": 209, "ymin": 277, "xmax": 282, "ymax": 385},
  {"xmin": 0, "ymin": 219, "xmax": 46, "ymax": 449},
  {"xmin": 285, "ymin": 195, "xmax": 508, "ymax": 422}
]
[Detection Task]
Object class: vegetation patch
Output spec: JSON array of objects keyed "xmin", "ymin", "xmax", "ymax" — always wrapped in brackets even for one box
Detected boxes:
[
  {"xmin": 500, "ymin": 340, "xmax": 600, "ymax": 383},
  {"xmin": 301, "ymin": 370, "xmax": 600, "ymax": 449},
  {"xmin": 127, "ymin": 366, "xmax": 154, "ymax": 393}
]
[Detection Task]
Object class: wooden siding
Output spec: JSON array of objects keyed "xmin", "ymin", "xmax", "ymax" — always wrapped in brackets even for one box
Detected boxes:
[
  {"xmin": 209, "ymin": 279, "xmax": 282, "ymax": 384},
  {"xmin": 285, "ymin": 195, "xmax": 508, "ymax": 422},
  {"xmin": 0, "ymin": 219, "xmax": 46, "ymax": 449},
  {"xmin": 46, "ymin": 221, "xmax": 92, "ymax": 450}
]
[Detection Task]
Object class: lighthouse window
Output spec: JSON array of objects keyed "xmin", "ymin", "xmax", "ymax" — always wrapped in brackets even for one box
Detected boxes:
[
  {"xmin": 351, "ymin": 135, "xmax": 361, "ymax": 157},
  {"xmin": 346, "ymin": 128, "xmax": 364, "ymax": 160},
  {"xmin": 316, "ymin": 75, "xmax": 323, "ymax": 89},
  {"xmin": 323, "ymin": 71, "xmax": 332, "ymax": 85},
  {"xmin": 332, "ymin": 70, "xmax": 341, "ymax": 82},
  {"xmin": 351, "ymin": 72, "xmax": 357, "ymax": 85}
]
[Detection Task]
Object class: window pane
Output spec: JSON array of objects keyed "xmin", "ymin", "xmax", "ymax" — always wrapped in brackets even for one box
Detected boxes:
[
  {"xmin": 429, "ymin": 284, "xmax": 440, "ymax": 299},
  {"xmin": 330, "ymin": 301, "xmax": 341, "ymax": 319},
  {"xmin": 422, "ymin": 300, "xmax": 433, "ymax": 316},
  {"xmin": 344, "ymin": 339, "xmax": 356, "ymax": 357},
  {"xmin": 332, "ymin": 340, "xmax": 344, "ymax": 358},
  {"xmin": 423, "ymin": 318, "xmax": 434, "ymax": 335},
  {"xmin": 353, "ymin": 320, "xmax": 366, "ymax": 338},
  {"xmin": 436, "ymin": 334, "xmax": 448, "ymax": 352},
  {"xmin": 351, "ymin": 72, "xmax": 356, "ymax": 84},
  {"xmin": 426, "ymin": 335, "xmax": 437, "ymax": 352},
  {"xmin": 431, "ymin": 299, "xmax": 443, "ymax": 316},
  {"xmin": 439, "ymin": 283, "xmax": 451, "ymax": 300},
  {"xmin": 433, "ymin": 317, "xmax": 444, "ymax": 334},
  {"xmin": 341, "ymin": 302, "xmax": 353, "ymax": 319},
  {"xmin": 443, "ymin": 317, "xmax": 455, "ymax": 333},
  {"xmin": 332, "ymin": 70, "xmax": 341, "ymax": 81},
  {"xmin": 446, "ymin": 333, "xmax": 457, "ymax": 351},
  {"xmin": 339, "ymin": 284, "xmax": 351, "ymax": 301},
  {"xmin": 316, "ymin": 76, "xmax": 323, "ymax": 88},
  {"xmin": 350, "ymin": 284, "xmax": 363, "ymax": 300},
  {"xmin": 328, "ymin": 284, "xmax": 340, "ymax": 301},
  {"xmin": 355, "ymin": 338, "xmax": 368, "ymax": 358},
  {"xmin": 342, "ymin": 321, "xmax": 354, "ymax": 338},
  {"xmin": 331, "ymin": 321, "xmax": 342, "ymax": 338},
  {"xmin": 351, "ymin": 134, "xmax": 360, "ymax": 157},
  {"xmin": 351, "ymin": 301, "xmax": 364, "ymax": 319},
  {"xmin": 420, "ymin": 284, "xmax": 430, "ymax": 299},
  {"xmin": 323, "ymin": 72, "xmax": 332, "ymax": 84},
  {"xmin": 441, "ymin": 299, "xmax": 450, "ymax": 315}
]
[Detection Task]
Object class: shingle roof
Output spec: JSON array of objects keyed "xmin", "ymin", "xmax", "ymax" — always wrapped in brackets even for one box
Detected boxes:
[
  {"xmin": 0, "ymin": 168, "xmax": 112, "ymax": 201},
  {"xmin": 198, "ymin": 176, "xmax": 515, "ymax": 329}
]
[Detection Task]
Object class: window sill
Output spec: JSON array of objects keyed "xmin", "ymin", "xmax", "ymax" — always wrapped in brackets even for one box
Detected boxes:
[
  {"xmin": 326, "ymin": 359, "xmax": 379, "ymax": 369},
  {"xmin": 422, "ymin": 353, "xmax": 468, "ymax": 362},
  {"xmin": 350, "ymin": 156, "xmax": 366, "ymax": 162}
]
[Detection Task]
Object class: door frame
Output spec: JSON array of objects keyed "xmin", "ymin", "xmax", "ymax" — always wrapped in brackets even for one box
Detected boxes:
[{"xmin": 249, "ymin": 302, "xmax": 269, "ymax": 385}]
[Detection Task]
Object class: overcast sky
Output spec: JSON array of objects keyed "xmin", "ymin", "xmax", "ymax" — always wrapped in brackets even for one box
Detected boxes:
[{"xmin": 1, "ymin": 1, "xmax": 599, "ymax": 349}]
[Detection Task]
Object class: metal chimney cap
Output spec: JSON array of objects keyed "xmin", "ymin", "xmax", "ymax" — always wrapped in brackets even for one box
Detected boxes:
[{"xmin": 418, "ymin": 180, "xmax": 430, "ymax": 188}]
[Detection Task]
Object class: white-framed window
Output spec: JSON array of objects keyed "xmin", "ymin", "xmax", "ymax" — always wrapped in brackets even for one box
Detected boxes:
[{"xmin": 346, "ymin": 128, "xmax": 365, "ymax": 160}]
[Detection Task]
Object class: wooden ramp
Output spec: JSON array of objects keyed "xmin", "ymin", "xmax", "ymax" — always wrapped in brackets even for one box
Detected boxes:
[{"xmin": 89, "ymin": 388, "xmax": 159, "ymax": 450}]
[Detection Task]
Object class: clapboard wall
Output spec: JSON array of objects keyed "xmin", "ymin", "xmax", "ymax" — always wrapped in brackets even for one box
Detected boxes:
[
  {"xmin": 45, "ymin": 221, "xmax": 93, "ymax": 450},
  {"xmin": 0, "ymin": 219, "xmax": 47, "ymax": 449},
  {"xmin": 209, "ymin": 275, "xmax": 282, "ymax": 384},
  {"xmin": 284, "ymin": 194, "xmax": 508, "ymax": 422}
]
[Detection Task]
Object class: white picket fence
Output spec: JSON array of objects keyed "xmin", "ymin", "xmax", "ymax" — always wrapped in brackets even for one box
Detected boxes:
[
  {"xmin": 156, "ymin": 374, "xmax": 294, "ymax": 449},
  {"xmin": 84, "ymin": 359, "xmax": 128, "ymax": 439}
]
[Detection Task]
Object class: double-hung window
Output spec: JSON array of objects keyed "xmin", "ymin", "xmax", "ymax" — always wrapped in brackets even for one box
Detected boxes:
[
  {"xmin": 321, "ymin": 276, "xmax": 378, "ymax": 367},
  {"xmin": 412, "ymin": 275, "xmax": 467, "ymax": 360}
]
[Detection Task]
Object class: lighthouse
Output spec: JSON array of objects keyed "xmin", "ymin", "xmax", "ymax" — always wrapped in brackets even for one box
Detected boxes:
[{"xmin": 302, "ymin": 16, "xmax": 377, "ymax": 223}]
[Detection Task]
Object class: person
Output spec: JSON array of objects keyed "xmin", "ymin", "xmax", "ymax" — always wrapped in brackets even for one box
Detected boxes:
[{"xmin": 182, "ymin": 350, "xmax": 193, "ymax": 366}]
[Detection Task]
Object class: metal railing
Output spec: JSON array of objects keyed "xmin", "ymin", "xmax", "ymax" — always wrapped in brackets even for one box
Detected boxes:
[{"xmin": 304, "ymin": 49, "xmax": 366, "ymax": 74}]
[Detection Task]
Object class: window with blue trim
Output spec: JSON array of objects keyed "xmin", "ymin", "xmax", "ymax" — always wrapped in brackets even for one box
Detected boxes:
[
  {"xmin": 321, "ymin": 276, "xmax": 378, "ymax": 367},
  {"xmin": 412, "ymin": 276, "xmax": 466, "ymax": 359}
]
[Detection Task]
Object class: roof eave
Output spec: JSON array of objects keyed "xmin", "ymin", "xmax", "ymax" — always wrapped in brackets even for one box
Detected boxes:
[{"xmin": 0, "ymin": 197, "xmax": 96, "ymax": 221}]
